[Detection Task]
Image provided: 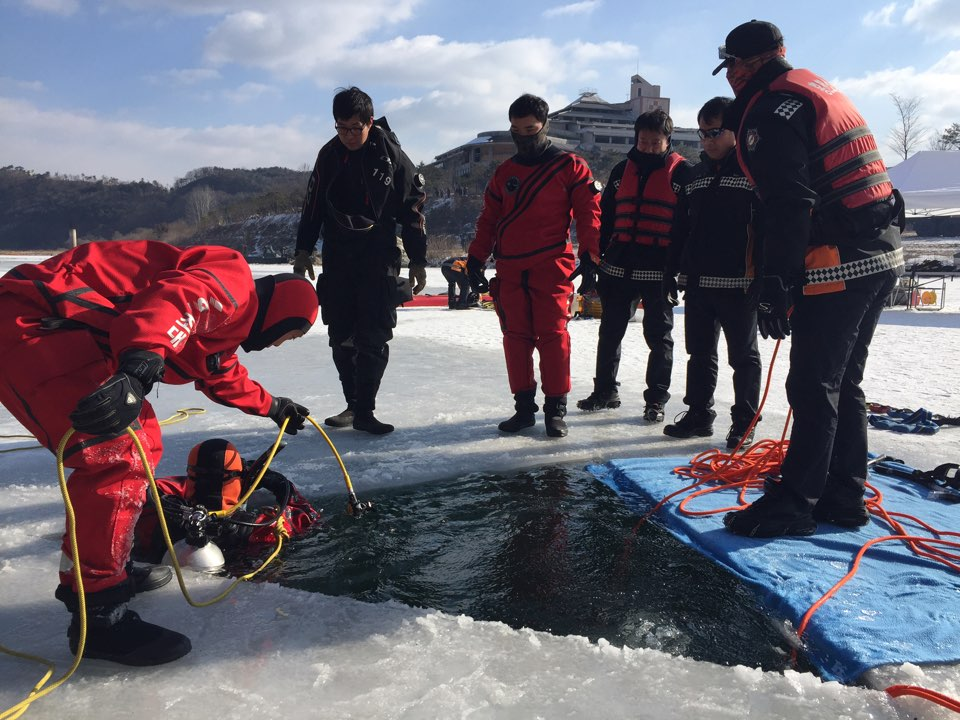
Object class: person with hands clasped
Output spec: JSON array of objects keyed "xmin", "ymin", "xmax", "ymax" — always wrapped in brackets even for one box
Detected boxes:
[
  {"xmin": 293, "ymin": 86, "xmax": 428, "ymax": 435},
  {"xmin": 577, "ymin": 109, "xmax": 694, "ymax": 423},
  {"xmin": 662, "ymin": 96, "xmax": 762, "ymax": 449},
  {"xmin": 0, "ymin": 240, "xmax": 318, "ymax": 666},
  {"xmin": 714, "ymin": 20, "xmax": 904, "ymax": 538},
  {"xmin": 467, "ymin": 93, "xmax": 602, "ymax": 438}
]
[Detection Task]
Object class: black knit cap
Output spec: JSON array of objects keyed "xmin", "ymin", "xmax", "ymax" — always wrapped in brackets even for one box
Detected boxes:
[{"xmin": 712, "ymin": 20, "xmax": 784, "ymax": 75}]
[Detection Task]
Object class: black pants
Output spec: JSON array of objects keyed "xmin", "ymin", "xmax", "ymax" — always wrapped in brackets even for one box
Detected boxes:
[
  {"xmin": 682, "ymin": 287, "xmax": 761, "ymax": 425},
  {"xmin": 780, "ymin": 271, "xmax": 898, "ymax": 506},
  {"xmin": 596, "ymin": 275, "xmax": 674, "ymax": 405},
  {"xmin": 441, "ymin": 265, "xmax": 470, "ymax": 307},
  {"xmin": 319, "ymin": 240, "xmax": 400, "ymax": 413}
]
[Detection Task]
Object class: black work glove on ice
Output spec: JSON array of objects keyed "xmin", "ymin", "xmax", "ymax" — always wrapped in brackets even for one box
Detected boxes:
[
  {"xmin": 268, "ymin": 396, "xmax": 310, "ymax": 435},
  {"xmin": 70, "ymin": 349, "xmax": 165, "ymax": 438},
  {"xmin": 569, "ymin": 254, "xmax": 598, "ymax": 294},
  {"xmin": 466, "ymin": 255, "xmax": 489, "ymax": 294},
  {"xmin": 754, "ymin": 276, "xmax": 793, "ymax": 340}
]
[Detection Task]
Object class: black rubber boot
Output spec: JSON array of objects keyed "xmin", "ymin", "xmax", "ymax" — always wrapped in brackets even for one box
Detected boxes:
[
  {"xmin": 352, "ymin": 411, "xmax": 394, "ymax": 435},
  {"xmin": 663, "ymin": 408, "xmax": 716, "ymax": 439},
  {"xmin": 330, "ymin": 343, "xmax": 357, "ymax": 422},
  {"xmin": 498, "ymin": 388, "xmax": 538, "ymax": 433},
  {"xmin": 324, "ymin": 404, "xmax": 356, "ymax": 428},
  {"xmin": 544, "ymin": 395, "xmax": 568, "ymax": 438},
  {"xmin": 723, "ymin": 483, "xmax": 817, "ymax": 538},
  {"xmin": 126, "ymin": 561, "xmax": 172, "ymax": 594},
  {"xmin": 68, "ymin": 604, "xmax": 191, "ymax": 666},
  {"xmin": 576, "ymin": 379, "xmax": 621, "ymax": 411}
]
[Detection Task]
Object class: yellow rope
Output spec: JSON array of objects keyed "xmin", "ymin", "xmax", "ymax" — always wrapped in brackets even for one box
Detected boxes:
[{"xmin": 0, "ymin": 408, "xmax": 206, "ymax": 455}]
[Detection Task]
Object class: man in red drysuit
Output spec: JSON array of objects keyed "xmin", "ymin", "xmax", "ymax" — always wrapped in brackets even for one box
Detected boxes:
[
  {"xmin": 467, "ymin": 93, "xmax": 602, "ymax": 438},
  {"xmin": 0, "ymin": 240, "xmax": 319, "ymax": 665}
]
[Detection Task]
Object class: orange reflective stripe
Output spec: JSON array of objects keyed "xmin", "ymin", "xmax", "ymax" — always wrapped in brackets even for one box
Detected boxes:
[{"xmin": 803, "ymin": 245, "xmax": 845, "ymax": 295}]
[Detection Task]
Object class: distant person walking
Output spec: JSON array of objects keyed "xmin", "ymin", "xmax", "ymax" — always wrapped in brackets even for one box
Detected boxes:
[{"xmin": 293, "ymin": 86, "xmax": 428, "ymax": 435}]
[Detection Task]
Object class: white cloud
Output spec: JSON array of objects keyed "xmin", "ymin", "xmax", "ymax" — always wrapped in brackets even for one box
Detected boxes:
[
  {"xmin": 543, "ymin": 1, "xmax": 601, "ymax": 19},
  {"xmin": 20, "ymin": 0, "xmax": 79, "ymax": 16},
  {"xmin": 903, "ymin": 0, "xmax": 960, "ymax": 37},
  {"xmin": 0, "ymin": 76, "xmax": 45, "ymax": 93},
  {"xmin": 0, "ymin": 97, "xmax": 316, "ymax": 185},
  {"xmin": 834, "ymin": 49, "xmax": 960, "ymax": 161},
  {"xmin": 222, "ymin": 82, "xmax": 280, "ymax": 104},
  {"xmin": 147, "ymin": 68, "xmax": 222, "ymax": 87},
  {"xmin": 201, "ymin": 1, "xmax": 422, "ymax": 75},
  {"xmin": 862, "ymin": 3, "xmax": 898, "ymax": 27}
]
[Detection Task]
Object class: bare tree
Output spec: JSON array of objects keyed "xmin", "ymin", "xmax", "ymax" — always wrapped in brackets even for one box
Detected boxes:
[
  {"xmin": 186, "ymin": 185, "xmax": 217, "ymax": 227},
  {"xmin": 887, "ymin": 94, "xmax": 927, "ymax": 160},
  {"xmin": 928, "ymin": 122, "xmax": 960, "ymax": 151}
]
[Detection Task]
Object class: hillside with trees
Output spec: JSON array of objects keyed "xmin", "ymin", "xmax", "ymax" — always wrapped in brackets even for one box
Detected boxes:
[{"xmin": 0, "ymin": 145, "xmax": 691, "ymax": 260}]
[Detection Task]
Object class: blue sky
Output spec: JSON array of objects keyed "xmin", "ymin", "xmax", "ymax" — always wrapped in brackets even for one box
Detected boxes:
[{"xmin": 2, "ymin": 0, "xmax": 959, "ymax": 185}]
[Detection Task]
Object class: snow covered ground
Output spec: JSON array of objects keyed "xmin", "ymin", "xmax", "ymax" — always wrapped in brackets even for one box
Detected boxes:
[{"xmin": 1, "ymin": 257, "xmax": 958, "ymax": 719}]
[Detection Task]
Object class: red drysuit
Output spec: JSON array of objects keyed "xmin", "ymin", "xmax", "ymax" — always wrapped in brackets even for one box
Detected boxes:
[
  {"xmin": 470, "ymin": 147, "xmax": 601, "ymax": 395},
  {"xmin": 0, "ymin": 241, "xmax": 317, "ymax": 598}
]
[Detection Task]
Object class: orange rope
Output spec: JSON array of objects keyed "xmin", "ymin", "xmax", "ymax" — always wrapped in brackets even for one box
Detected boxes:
[{"xmin": 630, "ymin": 331, "xmax": 960, "ymax": 714}]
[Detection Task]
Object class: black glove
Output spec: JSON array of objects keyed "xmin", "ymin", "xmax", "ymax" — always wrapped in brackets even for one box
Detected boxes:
[
  {"xmin": 255, "ymin": 468, "xmax": 290, "ymax": 497},
  {"xmin": 755, "ymin": 276, "xmax": 793, "ymax": 340},
  {"xmin": 466, "ymin": 255, "xmax": 489, "ymax": 294},
  {"xmin": 210, "ymin": 509, "xmax": 257, "ymax": 548},
  {"xmin": 70, "ymin": 349, "xmax": 165, "ymax": 437},
  {"xmin": 568, "ymin": 255, "xmax": 598, "ymax": 294},
  {"xmin": 292, "ymin": 249, "xmax": 316, "ymax": 281},
  {"xmin": 662, "ymin": 274, "xmax": 680, "ymax": 307},
  {"xmin": 268, "ymin": 396, "xmax": 310, "ymax": 435}
]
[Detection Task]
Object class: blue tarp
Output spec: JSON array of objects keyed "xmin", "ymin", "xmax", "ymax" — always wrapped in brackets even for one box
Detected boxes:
[{"xmin": 588, "ymin": 456, "xmax": 960, "ymax": 683}]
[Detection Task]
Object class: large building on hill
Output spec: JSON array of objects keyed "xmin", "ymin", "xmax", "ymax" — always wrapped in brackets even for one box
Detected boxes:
[{"xmin": 431, "ymin": 75, "xmax": 699, "ymax": 179}]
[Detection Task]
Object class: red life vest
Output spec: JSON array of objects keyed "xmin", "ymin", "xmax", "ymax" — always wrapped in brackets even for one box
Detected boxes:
[
  {"xmin": 737, "ymin": 68, "xmax": 892, "ymax": 212},
  {"xmin": 611, "ymin": 152, "xmax": 684, "ymax": 247}
]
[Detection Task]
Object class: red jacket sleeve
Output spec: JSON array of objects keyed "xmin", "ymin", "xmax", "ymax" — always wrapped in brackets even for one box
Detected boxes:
[
  {"xmin": 469, "ymin": 171, "xmax": 503, "ymax": 262},
  {"xmin": 568, "ymin": 156, "xmax": 602, "ymax": 259}
]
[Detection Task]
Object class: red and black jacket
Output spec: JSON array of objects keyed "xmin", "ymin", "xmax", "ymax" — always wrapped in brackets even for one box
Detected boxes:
[
  {"xmin": 729, "ymin": 60, "xmax": 902, "ymax": 286},
  {"xmin": 598, "ymin": 148, "xmax": 693, "ymax": 275}
]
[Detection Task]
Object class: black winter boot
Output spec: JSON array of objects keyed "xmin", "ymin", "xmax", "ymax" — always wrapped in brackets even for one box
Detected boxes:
[
  {"xmin": 576, "ymin": 379, "xmax": 621, "ymax": 412},
  {"xmin": 325, "ymin": 404, "xmax": 356, "ymax": 428},
  {"xmin": 544, "ymin": 395, "xmax": 568, "ymax": 438},
  {"xmin": 126, "ymin": 561, "xmax": 172, "ymax": 594},
  {"xmin": 498, "ymin": 388, "xmax": 538, "ymax": 433},
  {"xmin": 352, "ymin": 411, "xmax": 394, "ymax": 435},
  {"xmin": 663, "ymin": 408, "xmax": 716, "ymax": 439},
  {"xmin": 68, "ymin": 604, "xmax": 191, "ymax": 666}
]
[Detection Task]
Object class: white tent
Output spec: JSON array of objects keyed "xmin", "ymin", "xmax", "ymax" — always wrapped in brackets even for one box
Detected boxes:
[{"xmin": 887, "ymin": 150, "xmax": 960, "ymax": 217}]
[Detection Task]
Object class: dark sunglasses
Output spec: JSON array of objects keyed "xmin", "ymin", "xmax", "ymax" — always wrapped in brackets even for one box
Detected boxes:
[{"xmin": 697, "ymin": 128, "xmax": 726, "ymax": 140}]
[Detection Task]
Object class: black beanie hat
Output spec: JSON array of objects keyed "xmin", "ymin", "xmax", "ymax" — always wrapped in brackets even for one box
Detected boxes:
[{"xmin": 241, "ymin": 273, "xmax": 319, "ymax": 352}]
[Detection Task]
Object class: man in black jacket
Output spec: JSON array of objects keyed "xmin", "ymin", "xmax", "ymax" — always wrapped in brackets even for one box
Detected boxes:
[
  {"xmin": 577, "ymin": 109, "xmax": 694, "ymax": 423},
  {"xmin": 293, "ymin": 87, "xmax": 428, "ymax": 435},
  {"xmin": 663, "ymin": 96, "xmax": 762, "ymax": 448},
  {"xmin": 714, "ymin": 21, "xmax": 904, "ymax": 537}
]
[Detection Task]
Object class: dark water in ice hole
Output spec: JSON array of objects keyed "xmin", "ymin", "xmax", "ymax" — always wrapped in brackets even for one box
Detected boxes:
[{"xmin": 228, "ymin": 465, "xmax": 813, "ymax": 674}]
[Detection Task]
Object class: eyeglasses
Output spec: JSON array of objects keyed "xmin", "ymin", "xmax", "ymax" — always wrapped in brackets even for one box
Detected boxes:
[
  {"xmin": 697, "ymin": 128, "xmax": 726, "ymax": 140},
  {"xmin": 335, "ymin": 123, "xmax": 367, "ymax": 135}
]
